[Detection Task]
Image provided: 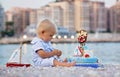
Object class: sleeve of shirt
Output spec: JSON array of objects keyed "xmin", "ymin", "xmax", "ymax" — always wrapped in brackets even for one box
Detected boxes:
[
  {"xmin": 32, "ymin": 41, "xmax": 44, "ymax": 53},
  {"xmin": 49, "ymin": 42, "xmax": 54, "ymax": 51}
]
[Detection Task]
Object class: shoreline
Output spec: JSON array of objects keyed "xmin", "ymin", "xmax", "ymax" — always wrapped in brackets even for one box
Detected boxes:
[
  {"xmin": 0, "ymin": 33, "xmax": 120, "ymax": 44},
  {"xmin": 0, "ymin": 38, "xmax": 120, "ymax": 44}
]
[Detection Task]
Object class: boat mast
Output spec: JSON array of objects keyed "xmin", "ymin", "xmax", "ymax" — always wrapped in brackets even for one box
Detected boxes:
[{"xmin": 19, "ymin": 43, "xmax": 22, "ymax": 64}]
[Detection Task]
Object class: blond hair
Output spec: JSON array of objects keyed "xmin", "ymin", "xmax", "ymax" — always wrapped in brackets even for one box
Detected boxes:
[{"xmin": 36, "ymin": 19, "xmax": 56, "ymax": 35}]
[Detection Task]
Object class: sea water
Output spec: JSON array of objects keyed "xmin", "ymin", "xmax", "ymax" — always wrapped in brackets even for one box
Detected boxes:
[
  {"xmin": 0, "ymin": 43, "xmax": 120, "ymax": 77},
  {"xmin": 0, "ymin": 42, "xmax": 120, "ymax": 66}
]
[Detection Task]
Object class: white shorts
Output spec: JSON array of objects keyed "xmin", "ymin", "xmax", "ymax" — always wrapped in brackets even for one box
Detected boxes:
[
  {"xmin": 40, "ymin": 57, "xmax": 55, "ymax": 67},
  {"xmin": 34, "ymin": 57, "xmax": 55, "ymax": 67}
]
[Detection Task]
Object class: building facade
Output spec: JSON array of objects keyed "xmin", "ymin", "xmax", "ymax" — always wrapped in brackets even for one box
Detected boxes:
[
  {"xmin": 5, "ymin": 0, "xmax": 109, "ymax": 37},
  {"xmin": 109, "ymin": 1, "xmax": 120, "ymax": 32},
  {"xmin": 74, "ymin": 0, "xmax": 90, "ymax": 31},
  {"xmin": 29, "ymin": 9, "xmax": 37, "ymax": 25},
  {"xmin": 37, "ymin": 1, "xmax": 75, "ymax": 32},
  {"xmin": 37, "ymin": 0, "xmax": 107, "ymax": 33},
  {"xmin": 0, "ymin": 4, "xmax": 5, "ymax": 32},
  {"xmin": 90, "ymin": 1, "xmax": 107, "ymax": 32},
  {"xmin": 5, "ymin": 7, "xmax": 32, "ymax": 36}
]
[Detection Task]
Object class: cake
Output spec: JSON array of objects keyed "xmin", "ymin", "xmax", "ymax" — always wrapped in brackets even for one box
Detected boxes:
[
  {"xmin": 67, "ymin": 45, "xmax": 98, "ymax": 62},
  {"xmin": 67, "ymin": 30, "xmax": 99, "ymax": 68}
]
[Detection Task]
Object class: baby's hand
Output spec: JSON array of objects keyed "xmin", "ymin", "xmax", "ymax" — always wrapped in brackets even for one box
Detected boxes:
[
  {"xmin": 56, "ymin": 50, "xmax": 62, "ymax": 57},
  {"xmin": 53, "ymin": 49, "xmax": 62, "ymax": 57}
]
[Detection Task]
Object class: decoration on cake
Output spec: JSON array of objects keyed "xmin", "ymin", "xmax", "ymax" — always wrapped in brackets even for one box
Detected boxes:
[
  {"xmin": 74, "ymin": 30, "xmax": 93, "ymax": 58},
  {"xmin": 67, "ymin": 30, "xmax": 99, "ymax": 68}
]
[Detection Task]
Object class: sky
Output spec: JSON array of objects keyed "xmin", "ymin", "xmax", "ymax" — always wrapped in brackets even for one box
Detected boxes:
[{"xmin": 0, "ymin": 0, "xmax": 117, "ymax": 11}]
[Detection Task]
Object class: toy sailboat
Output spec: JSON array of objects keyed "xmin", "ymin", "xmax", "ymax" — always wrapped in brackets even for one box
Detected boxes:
[{"xmin": 6, "ymin": 44, "xmax": 31, "ymax": 67}]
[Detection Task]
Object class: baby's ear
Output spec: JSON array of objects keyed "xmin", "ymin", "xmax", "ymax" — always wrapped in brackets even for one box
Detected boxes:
[{"xmin": 41, "ymin": 30, "xmax": 45, "ymax": 34}]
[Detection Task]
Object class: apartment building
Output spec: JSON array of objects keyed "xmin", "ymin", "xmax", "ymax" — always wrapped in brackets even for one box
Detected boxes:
[
  {"xmin": 37, "ymin": 1, "xmax": 75, "ymax": 32},
  {"xmin": 5, "ymin": 7, "xmax": 31, "ymax": 35},
  {"xmin": 109, "ymin": 1, "xmax": 120, "ymax": 32},
  {"xmin": 0, "ymin": 4, "xmax": 5, "ymax": 32},
  {"xmin": 90, "ymin": 1, "xmax": 107, "ymax": 32},
  {"xmin": 29, "ymin": 9, "xmax": 37, "ymax": 25},
  {"xmin": 74, "ymin": 0, "xmax": 90, "ymax": 31},
  {"xmin": 47, "ymin": 0, "xmax": 107, "ymax": 32}
]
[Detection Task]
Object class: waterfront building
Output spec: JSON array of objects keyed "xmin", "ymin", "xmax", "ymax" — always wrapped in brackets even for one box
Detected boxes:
[
  {"xmin": 49, "ymin": 1, "xmax": 75, "ymax": 32},
  {"xmin": 109, "ymin": 0, "xmax": 120, "ymax": 32},
  {"xmin": 37, "ymin": 1, "xmax": 75, "ymax": 32},
  {"xmin": 5, "ymin": 11, "xmax": 13, "ymax": 22},
  {"xmin": 47, "ymin": 0, "xmax": 106, "ymax": 32},
  {"xmin": 5, "ymin": 7, "xmax": 31, "ymax": 36},
  {"xmin": 0, "ymin": 4, "xmax": 5, "ymax": 32},
  {"xmin": 74, "ymin": 0, "xmax": 90, "ymax": 32},
  {"xmin": 51, "ymin": 6, "xmax": 63, "ymax": 28},
  {"xmin": 37, "ymin": 5, "xmax": 52, "ymax": 23},
  {"xmin": 4, "ymin": 0, "xmax": 107, "ymax": 37},
  {"xmin": 90, "ymin": 1, "xmax": 107, "ymax": 32},
  {"xmin": 29, "ymin": 9, "xmax": 37, "ymax": 25}
]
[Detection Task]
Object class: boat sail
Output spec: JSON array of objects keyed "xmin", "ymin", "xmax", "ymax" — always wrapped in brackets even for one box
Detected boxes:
[{"xmin": 6, "ymin": 44, "xmax": 31, "ymax": 67}]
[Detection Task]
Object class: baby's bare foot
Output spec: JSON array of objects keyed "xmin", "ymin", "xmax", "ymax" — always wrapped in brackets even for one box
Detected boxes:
[
  {"xmin": 70, "ymin": 61, "xmax": 76, "ymax": 66},
  {"xmin": 63, "ymin": 58, "xmax": 68, "ymax": 62},
  {"xmin": 66, "ymin": 61, "xmax": 76, "ymax": 67}
]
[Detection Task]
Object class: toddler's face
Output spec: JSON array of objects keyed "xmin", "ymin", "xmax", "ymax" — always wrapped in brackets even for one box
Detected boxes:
[{"xmin": 42, "ymin": 28, "xmax": 56, "ymax": 42}]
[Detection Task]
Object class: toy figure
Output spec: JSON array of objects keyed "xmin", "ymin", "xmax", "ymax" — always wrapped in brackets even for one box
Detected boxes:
[{"xmin": 74, "ymin": 30, "xmax": 93, "ymax": 58}]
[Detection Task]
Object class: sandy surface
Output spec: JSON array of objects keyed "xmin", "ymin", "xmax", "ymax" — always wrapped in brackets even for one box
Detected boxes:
[{"xmin": 0, "ymin": 64, "xmax": 120, "ymax": 77}]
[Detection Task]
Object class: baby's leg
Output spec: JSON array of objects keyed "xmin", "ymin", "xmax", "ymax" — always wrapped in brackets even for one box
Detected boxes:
[
  {"xmin": 54, "ymin": 56, "xmax": 67, "ymax": 62},
  {"xmin": 53, "ymin": 59, "xmax": 75, "ymax": 67}
]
